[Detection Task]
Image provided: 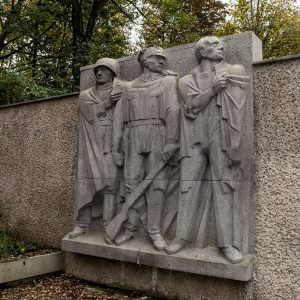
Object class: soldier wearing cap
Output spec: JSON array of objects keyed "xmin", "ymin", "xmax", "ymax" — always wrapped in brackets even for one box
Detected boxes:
[
  {"xmin": 112, "ymin": 47, "xmax": 180, "ymax": 251},
  {"xmin": 69, "ymin": 58, "xmax": 123, "ymax": 243}
]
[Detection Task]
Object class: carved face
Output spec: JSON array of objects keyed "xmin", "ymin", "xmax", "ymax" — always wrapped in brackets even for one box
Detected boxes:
[
  {"xmin": 94, "ymin": 66, "xmax": 115, "ymax": 84},
  {"xmin": 144, "ymin": 55, "xmax": 165, "ymax": 73},
  {"xmin": 201, "ymin": 37, "xmax": 224, "ymax": 62}
]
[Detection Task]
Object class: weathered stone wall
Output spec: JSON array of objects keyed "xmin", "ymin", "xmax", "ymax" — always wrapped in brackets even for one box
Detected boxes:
[
  {"xmin": 0, "ymin": 94, "xmax": 79, "ymax": 248},
  {"xmin": 252, "ymin": 55, "xmax": 300, "ymax": 299},
  {"xmin": 0, "ymin": 55, "xmax": 299, "ymax": 299}
]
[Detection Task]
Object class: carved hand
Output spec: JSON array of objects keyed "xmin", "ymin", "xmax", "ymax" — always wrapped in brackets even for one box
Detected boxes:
[
  {"xmin": 125, "ymin": 183, "xmax": 133, "ymax": 194},
  {"xmin": 110, "ymin": 91, "xmax": 122, "ymax": 103},
  {"xmin": 212, "ymin": 71, "xmax": 227, "ymax": 95},
  {"xmin": 227, "ymin": 148, "xmax": 241, "ymax": 167},
  {"xmin": 113, "ymin": 152, "xmax": 124, "ymax": 166},
  {"xmin": 161, "ymin": 143, "xmax": 179, "ymax": 162}
]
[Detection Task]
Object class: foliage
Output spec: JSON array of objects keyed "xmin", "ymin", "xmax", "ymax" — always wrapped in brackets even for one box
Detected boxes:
[
  {"xmin": 0, "ymin": 231, "xmax": 38, "ymax": 257},
  {"xmin": 0, "ymin": 69, "xmax": 70, "ymax": 105},
  {"xmin": 217, "ymin": 0, "xmax": 300, "ymax": 58},
  {"xmin": 0, "ymin": 0, "xmax": 299, "ymax": 105},
  {"xmin": 138, "ymin": 0, "xmax": 227, "ymax": 48},
  {"xmin": 0, "ymin": 0, "xmax": 136, "ymax": 104}
]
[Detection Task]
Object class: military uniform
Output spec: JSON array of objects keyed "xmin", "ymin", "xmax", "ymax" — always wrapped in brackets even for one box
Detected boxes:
[
  {"xmin": 70, "ymin": 58, "xmax": 122, "ymax": 240},
  {"xmin": 113, "ymin": 67, "xmax": 180, "ymax": 242}
]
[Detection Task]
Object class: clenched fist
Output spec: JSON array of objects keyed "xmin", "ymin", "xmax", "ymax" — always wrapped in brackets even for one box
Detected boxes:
[
  {"xmin": 212, "ymin": 71, "xmax": 227, "ymax": 95},
  {"xmin": 161, "ymin": 143, "xmax": 179, "ymax": 162}
]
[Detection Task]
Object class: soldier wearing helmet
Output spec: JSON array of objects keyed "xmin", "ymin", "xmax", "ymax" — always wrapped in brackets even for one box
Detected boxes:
[{"xmin": 69, "ymin": 58, "xmax": 124, "ymax": 243}]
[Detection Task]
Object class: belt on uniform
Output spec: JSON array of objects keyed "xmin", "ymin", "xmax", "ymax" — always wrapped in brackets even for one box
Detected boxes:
[
  {"xmin": 126, "ymin": 119, "xmax": 164, "ymax": 126},
  {"xmin": 98, "ymin": 119, "xmax": 112, "ymax": 126}
]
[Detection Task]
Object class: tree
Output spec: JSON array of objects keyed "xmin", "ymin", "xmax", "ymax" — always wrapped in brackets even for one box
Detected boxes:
[
  {"xmin": 0, "ymin": 0, "xmax": 73, "ymax": 103},
  {"xmin": 217, "ymin": 0, "xmax": 300, "ymax": 58},
  {"xmin": 138, "ymin": 0, "xmax": 227, "ymax": 48},
  {"xmin": 64, "ymin": 0, "xmax": 138, "ymax": 87},
  {"xmin": 0, "ymin": 0, "xmax": 137, "ymax": 104}
]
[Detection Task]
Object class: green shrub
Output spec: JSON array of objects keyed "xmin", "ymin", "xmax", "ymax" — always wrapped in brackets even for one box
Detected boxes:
[
  {"xmin": 0, "ymin": 231, "xmax": 38, "ymax": 257},
  {"xmin": 0, "ymin": 70, "xmax": 69, "ymax": 106}
]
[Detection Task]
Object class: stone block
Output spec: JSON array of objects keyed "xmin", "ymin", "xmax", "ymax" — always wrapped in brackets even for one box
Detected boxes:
[
  {"xmin": 0, "ymin": 252, "xmax": 64, "ymax": 283},
  {"xmin": 62, "ymin": 231, "xmax": 253, "ymax": 281}
]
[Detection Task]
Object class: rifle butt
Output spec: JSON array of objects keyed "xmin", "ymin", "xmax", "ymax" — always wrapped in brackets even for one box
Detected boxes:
[{"xmin": 105, "ymin": 212, "xmax": 127, "ymax": 241}]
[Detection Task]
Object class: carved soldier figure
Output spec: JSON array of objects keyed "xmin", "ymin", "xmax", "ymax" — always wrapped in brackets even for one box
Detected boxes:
[
  {"xmin": 166, "ymin": 37, "xmax": 250, "ymax": 263},
  {"xmin": 111, "ymin": 47, "xmax": 180, "ymax": 251},
  {"xmin": 69, "ymin": 58, "xmax": 123, "ymax": 243}
]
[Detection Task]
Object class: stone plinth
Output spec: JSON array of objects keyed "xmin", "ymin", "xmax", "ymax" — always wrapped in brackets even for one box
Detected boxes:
[{"xmin": 62, "ymin": 231, "xmax": 253, "ymax": 281}]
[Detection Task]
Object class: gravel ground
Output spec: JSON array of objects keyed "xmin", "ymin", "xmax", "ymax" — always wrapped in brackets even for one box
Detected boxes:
[{"xmin": 0, "ymin": 272, "xmax": 163, "ymax": 300}]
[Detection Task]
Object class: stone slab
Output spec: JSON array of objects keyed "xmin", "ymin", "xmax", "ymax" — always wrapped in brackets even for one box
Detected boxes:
[
  {"xmin": 0, "ymin": 252, "xmax": 64, "ymax": 283},
  {"xmin": 80, "ymin": 31, "xmax": 262, "ymax": 91},
  {"xmin": 62, "ymin": 231, "xmax": 253, "ymax": 281}
]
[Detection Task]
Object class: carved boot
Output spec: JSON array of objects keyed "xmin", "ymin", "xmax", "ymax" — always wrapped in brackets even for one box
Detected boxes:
[
  {"xmin": 221, "ymin": 246, "xmax": 243, "ymax": 264},
  {"xmin": 165, "ymin": 239, "xmax": 187, "ymax": 255},
  {"xmin": 103, "ymin": 194, "xmax": 117, "ymax": 245},
  {"xmin": 151, "ymin": 233, "xmax": 168, "ymax": 251},
  {"xmin": 69, "ymin": 225, "xmax": 88, "ymax": 239},
  {"xmin": 115, "ymin": 229, "xmax": 134, "ymax": 246},
  {"xmin": 104, "ymin": 232, "xmax": 114, "ymax": 245}
]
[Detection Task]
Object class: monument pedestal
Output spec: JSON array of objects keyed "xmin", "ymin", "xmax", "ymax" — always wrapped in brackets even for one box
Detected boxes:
[{"xmin": 62, "ymin": 230, "xmax": 253, "ymax": 281}]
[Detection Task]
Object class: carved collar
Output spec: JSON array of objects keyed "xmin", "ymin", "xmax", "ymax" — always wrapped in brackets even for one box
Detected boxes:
[{"xmin": 139, "ymin": 72, "xmax": 163, "ymax": 82}]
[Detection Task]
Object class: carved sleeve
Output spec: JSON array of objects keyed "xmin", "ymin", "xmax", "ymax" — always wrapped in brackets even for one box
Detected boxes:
[
  {"xmin": 163, "ymin": 76, "xmax": 181, "ymax": 143},
  {"xmin": 178, "ymin": 75, "xmax": 212, "ymax": 119},
  {"xmin": 112, "ymin": 98, "xmax": 124, "ymax": 154},
  {"xmin": 79, "ymin": 93, "xmax": 96, "ymax": 122}
]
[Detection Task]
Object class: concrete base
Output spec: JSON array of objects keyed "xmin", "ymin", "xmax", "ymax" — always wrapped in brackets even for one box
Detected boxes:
[
  {"xmin": 0, "ymin": 252, "xmax": 64, "ymax": 283},
  {"xmin": 62, "ymin": 231, "xmax": 253, "ymax": 281},
  {"xmin": 65, "ymin": 253, "xmax": 253, "ymax": 300}
]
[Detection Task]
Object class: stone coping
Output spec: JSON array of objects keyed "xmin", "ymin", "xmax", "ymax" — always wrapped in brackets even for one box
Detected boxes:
[
  {"xmin": 62, "ymin": 231, "xmax": 253, "ymax": 282},
  {"xmin": 0, "ymin": 251, "xmax": 64, "ymax": 283},
  {"xmin": 0, "ymin": 92, "xmax": 79, "ymax": 109},
  {"xmin": 253, "ymin": 53, "xmax": 300, "ymax": 66}
]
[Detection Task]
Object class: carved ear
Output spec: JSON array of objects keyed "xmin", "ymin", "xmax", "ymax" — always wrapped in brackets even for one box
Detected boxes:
[{"xmin": 199, "ymin": 48, "xmax": 207, "ymax": 58}]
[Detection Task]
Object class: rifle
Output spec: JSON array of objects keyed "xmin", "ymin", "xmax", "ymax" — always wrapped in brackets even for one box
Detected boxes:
[{"xmin": 105, "ymin": 160, "xmax": 166, "ymax": 241}]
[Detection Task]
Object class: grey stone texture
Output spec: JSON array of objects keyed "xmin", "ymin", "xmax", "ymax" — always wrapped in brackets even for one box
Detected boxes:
[
  {"xmin": 64, "ymin": 54, "xmax": 300, "ymax": 299},
  {"xmin": 0, "ymin": 37, "xmax": 299, "ymax": 299},
  {"xmin": 0, "ymin": 94, "xmax": 78, "ymax": 248},
  {"xmin": 252, "ymin": 57, "xmax": 300, "ymax": 299},
  {"xmin": 67, "ymin": 32, "xmax": 261, "ymax": 273},
  {"xmin": 70, "ymin": 58, "xmax": 123, "ymax": 242},
  {"xmin": 65, "ymin": 252, "xmax": 252, "ymax": 300},
  {"xmin": 63, "ymin": 230, "xmax": 253, "ymax": 281},
  {"xmin": 80, "ymin": 31, "xmax": 262, "ymax": 88}
]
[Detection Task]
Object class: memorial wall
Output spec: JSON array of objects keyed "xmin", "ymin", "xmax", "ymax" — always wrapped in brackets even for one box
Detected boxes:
[{"xmin": 0, "ymin": 32, "xmax": 299, "ymax": 299}]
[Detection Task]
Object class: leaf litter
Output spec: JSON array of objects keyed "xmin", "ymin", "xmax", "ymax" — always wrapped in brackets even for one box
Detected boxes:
[{"xmin": 0, "ymin": 272, "xmax": 163, "ymax": 300}]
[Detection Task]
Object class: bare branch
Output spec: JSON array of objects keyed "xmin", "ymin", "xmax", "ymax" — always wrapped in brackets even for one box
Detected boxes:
[
  {"xmin": 127, "ymin": 0, "xmax": 147, "ymax": 19},
  {"xmin": 111, "ymin": 0, "xmax": 137, "ymax": 24}
]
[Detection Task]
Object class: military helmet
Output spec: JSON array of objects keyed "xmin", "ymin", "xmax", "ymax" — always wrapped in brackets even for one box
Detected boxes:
[{"xmin": 93, "ymin": 58, "xmax": 120, "ymax": 77}]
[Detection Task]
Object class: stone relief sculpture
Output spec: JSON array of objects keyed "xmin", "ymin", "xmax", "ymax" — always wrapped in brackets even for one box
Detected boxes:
[
  {"xmin": 69, "ymin": 58, "xmax": 123, "ymax": 244},
  {"xmin": 106, "ymin": 47, "xmax": 180, "ymax": 251},
  {"xmin": 166, "ymin": 36, "xmax": 250, "ymax": 263},
  {"xmin": 68, "ymin": 37, "xmax": 251, "ymax": 265}
]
